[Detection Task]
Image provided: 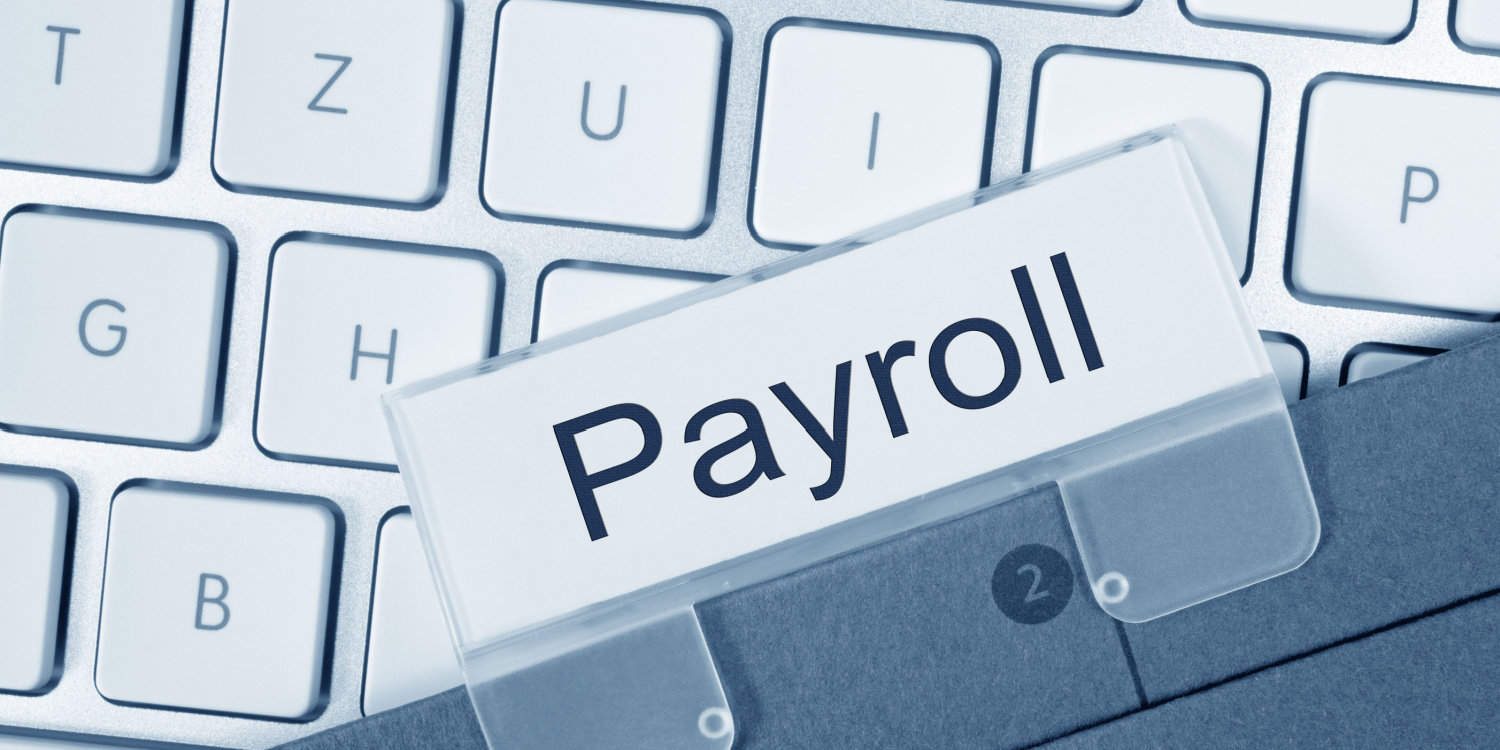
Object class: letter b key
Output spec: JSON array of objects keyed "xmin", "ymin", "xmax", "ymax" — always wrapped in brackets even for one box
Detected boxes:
[
  {"xmin": 195, "ymin": 573, "xmax": 231, "ymax": 631},
  {"xmin": 95, "ymin": 482, "xmax": 339, "ymax": 719}
]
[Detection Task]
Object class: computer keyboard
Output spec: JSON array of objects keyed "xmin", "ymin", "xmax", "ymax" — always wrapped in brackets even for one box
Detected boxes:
[{"xmin": 0, "ymin": 0, "xmax": 1494, "ymax": 747}]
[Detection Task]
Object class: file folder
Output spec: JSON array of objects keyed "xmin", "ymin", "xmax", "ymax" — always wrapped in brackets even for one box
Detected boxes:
[
  {"xmin": 380, "ymin": 131, "xmax": 1320, "ymax": 750},
  {"xmin": 284, "ymin": 327, "xmax": 1500, "ymax": 750}
]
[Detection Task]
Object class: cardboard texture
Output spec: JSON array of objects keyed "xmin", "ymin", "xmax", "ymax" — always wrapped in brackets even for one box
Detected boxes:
[{"xmin": 1048, "ymin": 595, "xmax": 1500, "ymax": 749}]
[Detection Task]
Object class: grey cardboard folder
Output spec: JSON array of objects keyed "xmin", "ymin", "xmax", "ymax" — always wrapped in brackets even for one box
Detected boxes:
[{"xmin": 283, "ymin": 330, "xmax": 1500, "ymax": 749}]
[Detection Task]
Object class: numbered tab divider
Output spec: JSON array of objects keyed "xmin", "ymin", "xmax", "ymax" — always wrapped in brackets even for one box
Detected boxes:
[
  {"xmin": 446, "ymin": 370, "xmax": 1315, "ymax": 749},
  {"xmin": 384, "ymin": 129, "xmax": 1320, "ymax": 750}
]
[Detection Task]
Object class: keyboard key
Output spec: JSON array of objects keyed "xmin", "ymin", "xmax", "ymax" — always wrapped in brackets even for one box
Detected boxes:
[
  {"xmin": 1030, "ymin": 50, "xmax": 1265, "ymax": 279},
  {"xmin": 1260, "ymin": 334, "xmax": 1306, "ymax": 402},
  {"xmin": 0, "ymin": 470, "xmax": 70, "ymax": 694},
  {"xmin": 95, "ymin": 483, "xmax": 338, "ymax": 719},
  {"xmin": 534, "ymin": 263, "xmax": 715, "ymax": 341},
  {"xmin": 0, "ymin": 209, "xmax": 230, "ymax": 446},
  {"xmin": 363, "ymin": 512, "xmax": 461, "ymax": 715},
  {"xmin": 0, "ymin": 1, "xmax": 185, "ymax": 177},
  {"xmin": 482, "ymin": 0, "xmax": 726, "ymax": 234},
  {"xmin": 969, "ymin": 0, "xmax": 1135, "ymax": 13},
  {"xmin": 1120, "ymin": 340, "xmax": 1500, "ymax": 700},
  {"xmin": 750, "ymin": 23, "xmax": 996, "ymax": 247},
  {"xmin": 1289, "ymin": 77, "xmax": 1500, "ymax": 317},
  {"xmin": 699, "ymin": 487, "xmax": 1141, "ymax": 749},
  {"xmin": 1342, "ymin": 344, "xmax": 1438, "ymax": 385},
  {"xmin": 256, "ymin": 238, "xmax": 500, "ymax": 468},
  {"xmin": 1181, "ymin": 0, "xmax": 1414, "ymax": 42},
  {"xmin": 1455, "ymin": 1, "xmax": 1500, "ymax": 51},
  {"xmin": 1052, "ymin": 596, "xmax": 1500, "ymax": 749},
  {"xmin": 213, "ymin": 0, "xmax": 455, "ymax": 204}
]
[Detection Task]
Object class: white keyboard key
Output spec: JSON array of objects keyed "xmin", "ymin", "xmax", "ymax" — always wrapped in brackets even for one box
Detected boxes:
[
  {"xmin": 1290, "ymin": 78, "xmax": 1500, "ymax": 317},
  {"xmin": 1030, "ymin": 50, "xmax": 1265, "ymax": 279},
  {"xmin": 0, "ymin": 1, "xmax": 185, "ymax": 176},
  {"xmin": 213, "ymin": 0, "xmax": 455, "ymax": 204},
  {"xmin": 1182, "ymin": 0, "xmax": 1414, "ymax": 42},
  {"xmin": 0, "ymin": 470, "xmax": 70, "ymax": 694},
  {"xmin": 1259, "ymin": 335, "xmax": 1306, "ymax": 403},
  {"xmin": 256, "ymin": 239, "xmax": 500, "ymax": 468},
  {"xmin": 0, "ymin": 210, "xmax": 230, "ymax": 446},
  {"xmin": 534, "ymin": 263, "xmax": 714, "ymax": 341},
  {"xmin": 750, "ymin": 24, "xmax": 996, "ymax": 247},
  {"xmin": 482, "ymin": 0, "xmax": 725, "ymax": 233},
  {"xmin": 976, "ymin": 0, "xmax": 1135, "ymax": 12},
  {"xmin": 95, "ymin": 483, "xmax": 337, "ymax": 719},
  {"xmin": 1454, "ymin": 1, "xmax": 1500, "ymax": 51},
  {"xmin": 1343, "ymin": 346, "xmax": 1437, "ymax": 384},
  {"xmin": 363, "ymin": 512, "xmax": 461, "ymax": 715}
]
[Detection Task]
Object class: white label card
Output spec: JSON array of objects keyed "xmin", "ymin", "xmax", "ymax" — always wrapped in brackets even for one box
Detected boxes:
[{"xmin": 388, "ymin": 137, "xmax": 1270, "ymax": 647}]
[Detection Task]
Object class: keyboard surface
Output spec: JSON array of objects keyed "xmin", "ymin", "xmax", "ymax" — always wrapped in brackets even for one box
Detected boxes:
[{"xmin": 1, "ymin": 0, "xmax": 1496, "ymax": 747}]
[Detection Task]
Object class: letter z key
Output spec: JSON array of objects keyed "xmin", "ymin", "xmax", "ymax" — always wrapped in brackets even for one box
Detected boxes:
[{"xmin": 212, "ymin": 0, "xmax": 455, "ymax": 204}]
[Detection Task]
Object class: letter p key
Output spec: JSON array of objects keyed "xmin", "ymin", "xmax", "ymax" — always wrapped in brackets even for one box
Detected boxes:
[{"xmin": 1401, "ymin": 165, "xmax": 1439, "ymax": 224}]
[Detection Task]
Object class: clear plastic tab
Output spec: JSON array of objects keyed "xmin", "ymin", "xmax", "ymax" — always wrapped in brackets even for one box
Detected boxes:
[
  {"xmin": 467, "ymin": 609, "xmax": 732, "ymax": 750},
  {"xmin": 1056, "ymin": 375, "xmax": 1319, "ymax": 622},
  {"xmin": 384, "ymin": 129, "xmax": 1319, "ymax": 749}
]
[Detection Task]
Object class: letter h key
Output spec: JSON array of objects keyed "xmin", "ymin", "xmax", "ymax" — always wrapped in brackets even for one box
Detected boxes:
[
  {"xmin": 254, "ymin": 238, "xmax": 501, "ymax": 469},
  {"xmin": 351, "ymin": 324, "xmax": 398, "ymax": 385}
]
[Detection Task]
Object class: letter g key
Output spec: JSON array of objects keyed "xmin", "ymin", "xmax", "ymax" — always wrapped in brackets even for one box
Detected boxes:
[{"xmin": 79, "ymin": 297, "xmax": 127, "ymax": 356}]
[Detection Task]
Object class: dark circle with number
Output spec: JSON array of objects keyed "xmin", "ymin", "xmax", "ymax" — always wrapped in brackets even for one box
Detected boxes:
[{"xmin": 991, "ymin": 544, "xmax": 1074, "ymax": 625}]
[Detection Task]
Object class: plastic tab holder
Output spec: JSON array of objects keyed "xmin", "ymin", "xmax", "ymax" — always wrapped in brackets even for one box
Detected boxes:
[{"xmin": 384, "ymin": 130, "xmax": 1320, "ymax": 750}]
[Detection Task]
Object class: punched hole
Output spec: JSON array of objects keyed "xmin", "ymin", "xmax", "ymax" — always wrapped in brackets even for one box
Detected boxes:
[
  {"xmin": 698, "ymin": 706, "xmax": 732, "ymax": 740},
  {"xmin": 1094, "ymin": 571, "xmax": 1130, "ymax": 604}
]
